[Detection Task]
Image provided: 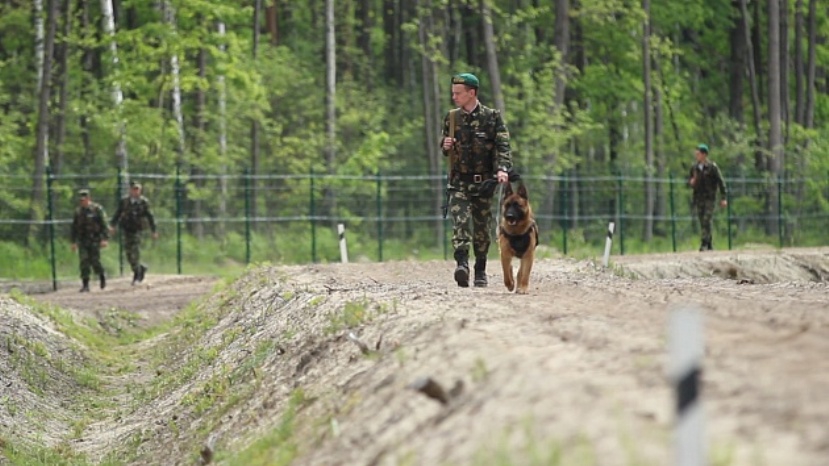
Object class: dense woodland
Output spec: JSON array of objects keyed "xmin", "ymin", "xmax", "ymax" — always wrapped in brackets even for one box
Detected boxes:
[{"xmin": 1, "ymin": 0, "xmax": 828, "ymax": 245}]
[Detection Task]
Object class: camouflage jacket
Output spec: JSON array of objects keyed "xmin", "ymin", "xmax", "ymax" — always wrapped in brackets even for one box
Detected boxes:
[
  {"xmin": 688, "ymin": 160, "xmax": 727, "ymax": 203},
  {"xmin": 441, "ymin": 102, "xmax": 512, "ymax": 190},
  {"xmin": 111, "ymin": 196, "xmax": 156, "ymax": 233},
  {"xmin": 71, "ymin": 202, "xmax": 110, "ymax": 243}
]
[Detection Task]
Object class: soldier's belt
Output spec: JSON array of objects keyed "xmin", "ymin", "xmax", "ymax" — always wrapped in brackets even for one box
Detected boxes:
[{"xmin": 455, "ymin": 173, "xmax": 492, "ymax": 183}]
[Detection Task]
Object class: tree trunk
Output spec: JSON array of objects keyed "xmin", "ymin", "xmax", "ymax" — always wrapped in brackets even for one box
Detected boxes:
[
  {"xmin": 654, "ymin": 57, "xmax": 666, "ymax": 237},
  {"xmin": 794, "ymin": 0, "xmax": 805, "ymax": 125},
  {"xmin": 251, "ymin": 0, "xmax": 261, "ymax": 221},
  {"xmin": 357, "ymin": 0, "xmax": 371, "ymax": 84},
  {"xmin": 191, "ymin": 42, "xmax": 207, "ymax": 238},
  {"xmin": 79, "ymin": 0, "xmax": 94, "ymax": 169},
  {"xmin": 324, "ymin": 0, "xmax": 336, "ymax": 224},
  {"xmin": 642, "ymin": 0, "xmax": 655, "ymax": 242},
  {"xmin": 553, "ymin": 0, "xmax": 569, "ymax": 111},
  {"xmin": 164, "ymin": 1, "xmax": 186, "ymax": 167},
  {"xmin": 266, "ymin": 0, "xmax": 279, "ymax": 46},
  {"xmin": 101, "ymin": 0, "xmax": 129, "ymax": 192},
  {"xmin": 739, "ymin": 0, "xmax": 764, "ymax": 167},
  {"xmin": 767, "ymin": 0, "xmax": 783, "ymax": 234},
  {"xmin": 34, "ymin": 0, "xmax": 45, "ymax": 93},
  {"xmin": 54, "ymin": 0, "xmax": 72, "ymax": 178},
  {"xmin": 780, "ymin": 0, "xmax": 790, "ymax": 142},
  {"xmin": 480, "ymin": 0, "xmax": 505, "ymax": 113},
  {"xmin": 28, "ymin": 0, "xmax": 58, "ymax": 239},
  {"xmin": 729, "ymin": 0, "xmax": 746, "ymax": 123},
  {"xmin": 804, "ymin": 0, "xmax": 816, "ymax": 129},
  {"xmin": 217, "ymin": 21, "xmax": 228, "ymax": 237}
]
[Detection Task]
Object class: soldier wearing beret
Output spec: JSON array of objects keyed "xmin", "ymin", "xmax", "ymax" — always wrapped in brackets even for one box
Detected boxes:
[
  {"xmin": 110, "ymin": 181, "xmax": 158, "ymax": 285},
  {"xmin": 688, "ymin": 143, "xmax": 728, "ymax": 251},
  {"xmin": 70, "ymin": 189, "xmax": 110, "ymax": 292},
  {"xmin": 441, "ymin": 73, "xmax": 512, "ymax": 287}
]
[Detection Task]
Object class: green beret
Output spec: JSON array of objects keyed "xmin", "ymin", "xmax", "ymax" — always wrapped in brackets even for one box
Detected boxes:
[
  {"xmin": 452, "ymin": 73, "xmax": 479, "ymax": 88},
  {"xmin": 78, "ymin": 189, "xmax": 90, "ymax": 198},
  {"xmin": 697, "ymin": 143, "xmax": 709, "ymax": 153}
]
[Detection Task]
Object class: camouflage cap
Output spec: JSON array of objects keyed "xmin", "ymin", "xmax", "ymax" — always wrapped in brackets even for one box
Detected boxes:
[
  {"xmin": 78, "ymin": 189, "xmax": 90, "ymax": 198},
  {"xmin": 697, "ymin": 143, "xmax": 709, "ymax": 153},
  {"xmin": 130, "ymin": 181, "xmax": 142, "ymax": 189},
  {"xmin": 452, "ymin": 73, "xmax": 479, "ymax": 89}
]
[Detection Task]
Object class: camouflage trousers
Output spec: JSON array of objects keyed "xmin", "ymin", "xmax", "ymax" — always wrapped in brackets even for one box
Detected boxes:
[
  {"xmin": 695, "ymin": 200, "xmax": 716, "ymax": 244},
  {"xmin": 123, "ymin": 231, "xmax": 143, "ymax": 272},
  {"xmin": 78, "ymin": 241, "xmax": 104, "ymax": 280},
  {"xmin": 448, "ymin": 188, "xmax": 493, "ymax": 257}
]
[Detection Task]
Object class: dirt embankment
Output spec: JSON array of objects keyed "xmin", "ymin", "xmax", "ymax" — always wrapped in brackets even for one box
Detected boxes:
[{"xmin": 1, "ymin": 248, "xmax": 828, "ymax": 465}]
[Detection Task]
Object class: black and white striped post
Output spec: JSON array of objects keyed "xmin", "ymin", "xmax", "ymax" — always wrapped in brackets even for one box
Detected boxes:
[
  {"xmin": 668, "ymin": 307, "xmax": 705, "ymax": 466},
  {"xmin": 338, "ymin": 223, "xmax": 349, "ymax": 263},
  {"xmin": 602, "ymin": 221, "xmax": 615, "ymax": 268}
]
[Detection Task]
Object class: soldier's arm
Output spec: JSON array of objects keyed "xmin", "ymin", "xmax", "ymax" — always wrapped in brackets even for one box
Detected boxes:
[
  {"xmin": 687, "ymin": 165, "xmax": 696, "ymax": 188},
  {"xmin": 70, "ymin": 210, "xmax": 79, "ymax": 243},
  {"xmin": 440, "ymin": 112, "xmax": 451, "ymax": 156},
  {"xmin": 109, "ymin": 199, "xmax": 122, "ymax": 226},
  {"xmin": 714, "ymin": 164, "xmax": 728, "ymax": 199},
  {"xmin": 144, "ymin": 199, "xmax": 157, "ymax": 232},
  {"xmin": 99, "ymin": 206, "xmax": 111, "ymax": 239},
  {"xmin": 493, "ymin": 111, "xmax": 512, "ymax": 172}
]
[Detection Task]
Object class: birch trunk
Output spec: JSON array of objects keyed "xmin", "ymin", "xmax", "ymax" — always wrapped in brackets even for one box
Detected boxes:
[
  {"xmin": 100, "ymin": 0, "xmax": 129, "ymax": 191},
  {"xmin": 417, "ymin": 1, "xmax": 442, "ymax": 247},
  {"xmin": 324, "ymin": 0, "xmax": 337, "ymax": 225},
  {"xmin": 642, "ymin": 0, "xmax": 655, "ymax": 241},
  {"xmin": 251, "ymin": 0, "xmax": 261, "ymax": 222},
  {"xmin": 739, "ymin": 0, "xmax": 764, "ymax": 160},
  {"xmin": 480, "ymin": 0, "xmax": 505, "ymax": 113},
  {"xmin": 29, "ymin": 0, "xmax": 58, "ymax": 238},
  {"xmin": 767, "ymin": 0, "xmax": 783, "ymax": 234},
  {"xmin": 34, "ymin": 0, "xmax": 45, "ymax": 93},
  {"xmin": 163, "ymin": 1, "xmax": 186, "ymax": 166}
]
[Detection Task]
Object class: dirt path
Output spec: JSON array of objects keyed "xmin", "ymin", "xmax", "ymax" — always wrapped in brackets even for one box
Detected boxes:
[{"xmin": 8, "ymin": 248, "xmax": 829, "ymax": 465}]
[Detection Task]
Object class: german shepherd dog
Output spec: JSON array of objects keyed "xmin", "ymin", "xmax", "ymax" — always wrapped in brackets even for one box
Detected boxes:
[{"xmin": 498, "ymin": 182, "xmax": 539, "ymax": 294}]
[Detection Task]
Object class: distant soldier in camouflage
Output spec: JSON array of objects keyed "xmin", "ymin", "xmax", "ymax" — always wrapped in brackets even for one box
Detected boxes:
[
  {"xmin": 441, "ymin": 73, "xmax": 512, "ymax": 287},
  {"xmin": 110, "ymin": 181, "xmax": 158, "ymax": 285},
  {"xmin": 688, "ymin": 143, "xmax": 728, "ymax": 251},
  {"xmin": 70, "ymin": 189, "xmax": 110, "ymax": 292}
]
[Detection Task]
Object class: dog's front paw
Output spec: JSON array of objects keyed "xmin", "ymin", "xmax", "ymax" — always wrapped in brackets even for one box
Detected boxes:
[
  {"xmin": 504, "ymin": 278, "xmax": 515, "ymax": 292},
  {"xmin": 516, "ymin": 287, "xmax": 528, "ymax": 295}
]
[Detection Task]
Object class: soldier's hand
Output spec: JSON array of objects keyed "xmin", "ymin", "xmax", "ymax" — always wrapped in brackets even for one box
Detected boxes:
[
  {"xmin": 720, "ymin": 199, "xmax": 728, "ymax": 208},
  {"xmin": 442, "ymin": 137, "xmax": 456, "ymax": 151},
  {"xmin": 100, "ymin": 240, "xmax": 108, "ymax": 248},
  {"xmin": 71, "ymin": 243, "xmax": 77, "ymax": 252},
  {"xmin": 152, "ymin": 232, "xmax": 159, "ymax": 240},
  {"xmin": 689, "ymin": 176, "xmax": 697, "ymax": 187},
  {"xmin": 496, "ymin": 170, "xmax": 509, "ymax": 184}
]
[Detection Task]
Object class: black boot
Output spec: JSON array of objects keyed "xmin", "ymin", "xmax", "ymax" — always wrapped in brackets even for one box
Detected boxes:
[
  {"xmin": 473, "ymin": 256, "xmax": 487, "ymax": 288},
  {"xmin": 80, "ymin": 279, "xmax": 90, "ymax": 292},
  {"xmin": 99, "ymin": 273, "xmax": 106, "ymax": 290},
  {"xmin": 138, "ymin": 264, "xmax": 147, "ymax": 283},
  {"xmin": 132, "ymin": 268, "xmax": 139, "ymax": 285},
  {"xmin": 453, "ymin": 250, "xmax": 469, "ymax": 287}
]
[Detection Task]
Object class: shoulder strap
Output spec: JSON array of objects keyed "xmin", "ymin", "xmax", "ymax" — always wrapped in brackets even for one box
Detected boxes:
[{"xmin": 449, "ymin": 108, "xmax": 459, "ymax": 140}]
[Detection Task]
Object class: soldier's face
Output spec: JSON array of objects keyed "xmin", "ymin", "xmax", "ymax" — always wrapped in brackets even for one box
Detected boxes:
[
  {"xmin": 694, "ymin": 150, "xmax": 706, "ymax": 162},
  {"xmin": 130, "ymin": 187, "xmax": 141, "ymax": 198},
  {"xmin": 80, "ymin": 197, "xmax": 90, "ymax": 207},
  {"xmin": 451, "ymin": 84, "xmax": 475, "ymax": 108}
]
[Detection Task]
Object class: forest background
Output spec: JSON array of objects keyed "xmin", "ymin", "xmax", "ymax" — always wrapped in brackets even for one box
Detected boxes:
[{"xmin": 1, "ymin": 0, "xmax": 828, "ymax": 277}]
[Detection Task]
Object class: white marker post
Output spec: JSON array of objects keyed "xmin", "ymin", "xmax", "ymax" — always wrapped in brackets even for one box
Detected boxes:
[
  {"xmin": 668, "ymin": 307, "xmax": 705, "ymax": 466},
  {"xmin": 602, "ymin": 221, "xmax": 615, "ymax": 268},
  {"xmin": 338, "ymin": 223, "xmax": 349, "ymax": 263}
]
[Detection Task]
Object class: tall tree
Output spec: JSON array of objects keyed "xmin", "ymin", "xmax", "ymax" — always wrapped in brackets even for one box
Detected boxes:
[
  {"xmin": 804, "ymin": 0, "xmax": 816, "ymax": 130},
  {"xmin": 740, "ymin": 0, "xmax": 764, "ymax": 167},
  {"xmin": 101, "ymin": 0, "xmax": 129, "ymax": 191},
  {"xmin": 163, "ymin": 1, "xmax": 186, "ymax": 167},
  {"xmin": 780, "ymin": 0, "xmax": 790, "ymax": 141},
  {"xmin": 53, "ymin": 0, "xmax": 72, "ymax": 177},
  {"xmin": 324, "ymin": 0, "xmax": 336, "ymax": 225},
  {"xmin": 266, "ymin": 0, "xmax": 279, "ymax": 46},
  {"xmin": 34, "ymin": 0, "xmax": 45, "ymax": 92},
  {"xmin": 29, "ymin": 0, "xmax": 58, "ymax": 237},
  {"xmin": 217, "ymin": 21, "xmax": 229, "ymax": 236},
  {"xmin": 729, "ymin": 0, "xmax": 746, "ymax": 123},
  {"xmin": 481, "ymin": 0, "xmax": 505, "ymax": 113},
  {"xmin": 794, "ymin": 0, "xmax": 805, "ymax": 125},
  {"xmin": 642, "ymin": 0, "xmax": 655, "ymax": 241},
  {"xmin": 767, "ymin": 0, "xmax": 783, "ymax": 233},
  {"xmin": 251, "ymin": 0, "xmax": 261, "ymax": 219}
]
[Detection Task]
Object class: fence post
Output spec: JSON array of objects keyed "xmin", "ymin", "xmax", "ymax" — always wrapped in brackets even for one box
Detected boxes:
[
  {"xmin": 46, "ymin": 166, "xmax": 57, "ymax": 291},
  {"xmin": 310, "ymin": 167, "xmax": 317, "ymax": 263},
  {"xmin": 562, "ymin": 173, "xmax": 569, "ymax": 255},
  {"xmin": 175, "ymin": 165, "xmax": 183, "ymax": 274},
  {"xmin": 726, "ymin": 189, "xmax": 732, "ymax": 251},
  {"xmin": 376, "ymin": 170, "xmax": 384, "ymax": 262},
  {"xmin": 244, "ymin": 167, "xmax": 251, "ymax": 264},
  {"xmin": 777, "ymin": 176, "xmax": 784, "ymax": 248},
  {"xmin": 617, "ymin": 175, "xmax": 625, "ymax": 255},
  {"xmin": 669, "ymin": 173, "xmax": 677, "ymax": 252},
  {"xmin": 116, "ymin": 168, "xmax": 124, "ymax": 276}
]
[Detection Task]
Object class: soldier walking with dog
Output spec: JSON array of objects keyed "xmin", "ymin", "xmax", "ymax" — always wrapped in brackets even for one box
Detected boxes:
[
  {"xmin": 441, "ymin": 73, "xmax": 512, "ymax": 287},
  {"xmin": 688, "ymin": 143, "xmax": 727, "ymax": 251},
  {"xmin": 70, "ymin": 189, "xmax": 110, "ymax": 292},
  {"xmin": 110, "ymin": 181, "xmax": 158, "ymax": 284}
]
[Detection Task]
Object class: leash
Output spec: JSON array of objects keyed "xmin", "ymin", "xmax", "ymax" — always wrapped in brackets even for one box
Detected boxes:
[{"xmin": 492, "ymin": 182, "xmax": 504, "ymax": 242}]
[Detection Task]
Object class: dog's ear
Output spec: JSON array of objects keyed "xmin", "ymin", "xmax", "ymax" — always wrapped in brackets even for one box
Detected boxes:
[
  {"xmin": 517, "ymin": 183, "xmax": 529, "ymax": 200},
  {"xmin": 503, "ymin": 182, "xmax": 513, "ymax": 198}
]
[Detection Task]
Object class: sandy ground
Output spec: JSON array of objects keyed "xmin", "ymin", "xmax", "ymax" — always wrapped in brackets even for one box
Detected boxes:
[{"xmin": 2, "ymin": 248, "xmax": 828, "ymax": 465}]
